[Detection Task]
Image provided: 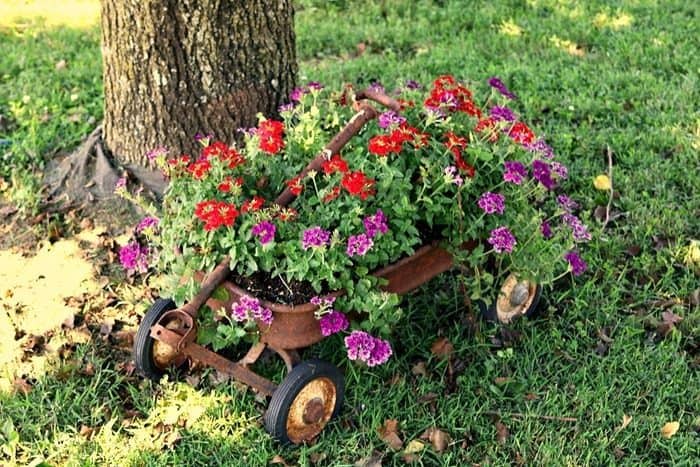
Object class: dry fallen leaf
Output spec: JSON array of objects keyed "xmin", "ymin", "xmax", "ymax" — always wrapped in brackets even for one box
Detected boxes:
[
  {"xmin": 411, "ymin": 361, "xmax": 428, "ymax": 377},
  {"xmin": 661, "ymin": 310, "xmax": 683, "ymax": 325},
  {"xmin": 79, "ymin": 424, "xmax": 94, "ymax": 439},
  {"xmin": 55, "ymin": 59, "xmax": 67, "ymax": 70},
  {"xmin": 618, "ymin": 414, "xmax": 632, "ymax": 431},
  {"xmin": 495, "ymin": 421, "xmax": 509, "ymax": 444},
  {"xmin": 420, "ymin": 427, "xmax": 451, "ymax": 454},
  {"xmin": 354, "ymin": 453, "xmax": 383, "ymax": 467},
  {"xmin": 13, "ymin": 378, "xmax": 33, "ymax": 395},
  {"xmin": 594, "ymin": 174, "xmax": 611, "ymax": 191},
  {"xmin": 430, "ymin": 337, "xmax": 454, "ymax": 359},
  {"xmin": 401, "ymin": 439, "xmax": 425, "ymax": 463},
  {"xmin": 378, "ymin": 419, "xmax": 403, "ymax": 450},
  {"xmin": 660, "ymin": 421, "xmax": 679, "ymax": 439},
  {"xmin": 269, "ymin": 454, "xmax": 290, "ymax": 466}
]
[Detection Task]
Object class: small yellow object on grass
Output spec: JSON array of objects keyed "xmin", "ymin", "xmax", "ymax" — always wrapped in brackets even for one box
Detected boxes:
[
  {"xmin": 593, "ymin": 174, "xmax": 611, "ymax": 191},
  {"xmin": 660, "ymin": 421, "xmax": 680, "ymax": 439}
]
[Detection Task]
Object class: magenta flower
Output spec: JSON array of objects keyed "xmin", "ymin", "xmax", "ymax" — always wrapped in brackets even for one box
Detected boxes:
[
  {"xmin": 311, "ymin": 295, "xmax": 336, "ymax": 308},
  {"xmin": 525, "ymin": 139, "xmax": 554, "ymax": 159},
  {"xmin": 252, "ymin": 220, "xmax": 276, "ymax": 244},
  {"xmin": 344, "ymin": 330, "xmax": 392, "ymax": 366},
  {"xmin": 488, "ymin": 77, "xmax": 517, "ymax": 99},
  {"xmin": 564, "ymin": 251, "xmax": 587, "ymax": 276},
  {"xmin": 444, "ymin": 166, "xmax": 464, "ymax": 186},
  {"xmin": 405, "ymin": 79, "xmax": 422, "ymax": 90},
  {"xmin": 363, "ymin": 210, "xmax": 388, "ymax": 238},
  {"xmin": 488, "ymin": 226, "xmax": 517, "ymax": 253},
  {"xmin": 119, "ymin": 241, "xmax": 149, "ymax": 273},
  {"xmin": 490, "ymin": 106, "xmax": 516, "ymax": 122},
  {"xmin": 478, "ymin": 192, "xmax": 506, "ymax": 215},
  {"xmin": 563, "ymin": 214, "xmax": 591, "ymax": 242},
  {"xmin": 290, "ymin": 87, "xmax": 306, "ymax": 102},
  {"xmin": 532, "ymin": 159, "xmax": 556, "ymax": 190},
  {"xmin": 231, "ymin": 295, "xmax": 273, "ymax": 325},
  {"xmin": 302, "ymin": 226, "xmax": 331, "ymax": 250},
  {"xmin": 307, "ymin": 81, "xmax": 324, "ymax": 91},
  {"xmin": 136, "ymin": 216, "xmax": 159, "ymax": 233},
  {"xmin": 368, "ymin": 81, "xmax": 385, "ymax": 94},
  {"xmin": 557, "ymin": 195, "xmax": 578, "ymax": 212},
  {"xmin": 114, "ymin": 176, "xmax": 127, "ymax": 193},
  {"xmin": 551, "ymin": 161, "xmax": 568, "ymax": 180},
  {"xmin": 319, "ymin": 311, "xmax": 349, "ymax": 337},
  {"xmin": 540, "ymin": 220, "xmax": 553, "ymax": 239},
  {"xmin": 347, "ymin": 233, "xmax": 374, "ymax": 257},
  {"xmin": 278, "ymin": 103, "xmax": 295, "ymax": 113},
  {"xmin": 503, "ymin": 160, "xmax": 527, "ymax": 185},
  {"xmin": 378, "ymin": 111, "xmax": 406, "ymax": 130},
  {"xmin": 146, "ymin": 146, "xmax": 167, "ymax": 163}
]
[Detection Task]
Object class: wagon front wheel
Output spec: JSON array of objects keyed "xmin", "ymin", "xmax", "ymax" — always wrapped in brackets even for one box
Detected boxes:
[
  {"xmin": 482, "ymin": 274, "xmax": 542, "ymax": 324},
  {"xmin": 264, "ymin": 359, "xmax": 344, "ymax": 444},
  {"xmin": 133, "ymin": 298, "xmax": 186, "ymax": 380}
]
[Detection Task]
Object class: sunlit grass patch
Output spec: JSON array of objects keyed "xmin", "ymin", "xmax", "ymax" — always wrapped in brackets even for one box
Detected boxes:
[{"xmin": 0, "ymin": 0, "xmax": 99, "ymax": 29}]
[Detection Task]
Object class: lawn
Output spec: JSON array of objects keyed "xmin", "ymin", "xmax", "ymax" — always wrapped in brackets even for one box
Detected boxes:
[{"xmin": 1, "ymin": 0, "xmax": 699, "ymax": 465}]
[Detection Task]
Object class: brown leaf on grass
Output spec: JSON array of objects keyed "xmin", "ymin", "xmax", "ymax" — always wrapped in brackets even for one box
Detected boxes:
[
  {"xmin": 356, "ymin": 42, "xmax": 367, "ymax": 57},
  {"xmin": 420, "ymin": 427, "xmax": 451, "ymax": 453},
  {"xmin": 401, "ymin": 439, "xmax": 425, "ymax": 463},
  {"xmin": 309, "ymin": 452, "xmax": 327, "ymax": 464},
  {"xmin": 116, "ymin": 360, "xmax": 136, "ymax": 376},
  {"xmin": 689, "ymin": 288, "xmax": 700, "ymax": 306},
  {"xmin": 354, "ymin": 453, "xmax": 383, "ymax": 467},
  {"xmin": 81, "ymin": 362, "xmax": 96, "ymax": 376},
  {"xmin": 411, "ymin": 361, "xmax": 428, "ymax": 377},
  {"xmin": 494, "ymin": 377, "xmax": 512, "ymax": 385},
  {"xmin": 13, "ymin": 378, "xmax": 32, "ymax": 395},
  {"xmin": 617, "ymin": 414, "xmax": 632, "ymax": 431},
  {"xmin": 660, "ymin": 421, "xmax": 680, "ymax": 439},
  {"xmin": 0, "ymin": 205, "xmax": 18, "ymax": 217},
  {"xmin": 524, "ymin": 393, "xmax": 538, "ymax": 401},
  {"xmin": 613, "ymin": 447, "xmax": 626, "ymax": 459},
  {"xmin": 79, "ymin": 424, "xmax": 94, "ymax": 439},
  {"xmin": 661, "ymin": 310, "xmax": 683, "ymax": 325},
  {"xmin": 430, "ymin": 337, "xmax": 454, "ymax": 359},
  {"xmin": 23, "ymin": 334, "xmax": 45, "ymax": 353},
  {"xmin": 494, "ymin": 421, "xmax": 509, "ymax": 444},
  {"xmin": 378, "ymin": 419, "xmax": 403, "ymax": 450},
  {"xmin": 625, "ymin": 245, "xmax": 641, "ymax": 257}
]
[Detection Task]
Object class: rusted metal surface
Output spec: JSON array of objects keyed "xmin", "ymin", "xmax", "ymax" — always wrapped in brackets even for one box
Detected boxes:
[
  {"xmin": 180, "ymin": 257, "xmax": 231, "ymax": 317},
  {"xmin": 151, "ymin": 325, "xmax": 277, "ymax": 396},
  {"xmin": 267, "ymin": 345, "xmax": 301, "ymax": 372},
  {"xmin": 285, "ymin": 377, "xmax": 337, "ymax": 444}
]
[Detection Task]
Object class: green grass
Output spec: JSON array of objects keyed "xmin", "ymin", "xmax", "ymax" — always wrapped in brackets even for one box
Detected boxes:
[{"xmin": 1, "ymin": 0, "xmax": 699, "ymax": 465}]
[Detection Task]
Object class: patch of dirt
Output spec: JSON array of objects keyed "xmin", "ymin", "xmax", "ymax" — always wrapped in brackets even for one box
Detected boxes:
[{"xmin": 229, "ymin": 270, "xmax": 318, "ymax": 306}]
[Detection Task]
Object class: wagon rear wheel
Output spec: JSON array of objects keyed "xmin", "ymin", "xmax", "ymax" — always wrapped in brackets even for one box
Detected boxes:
[
  {"xmin": 264, "ymin": 359, "xmax": 344, "ymax": 444},
  {"xmin": 133, "ymin": 298, "xmax": 187, "ymax": 380}
]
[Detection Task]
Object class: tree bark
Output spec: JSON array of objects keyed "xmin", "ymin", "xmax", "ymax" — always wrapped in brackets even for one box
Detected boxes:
[{"xmin": 100, "ymin": 0, "xmax": 296, "ymax": 192}]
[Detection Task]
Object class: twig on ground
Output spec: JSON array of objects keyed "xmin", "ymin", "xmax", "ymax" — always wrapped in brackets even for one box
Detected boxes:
[{"xmin": 601, "ymin": 146, "xmax": 615, "ymax": 231}]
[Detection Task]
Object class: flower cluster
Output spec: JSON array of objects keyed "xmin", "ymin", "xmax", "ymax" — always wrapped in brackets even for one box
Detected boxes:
[
  {"xmin": 231, "ymin": 295, "xmax": 273, "ymax": 326},
  {"xmin": 119, "ymin": 241, "xmax": 150, "ymax": 273},
  {"xmin": 258, "ymin": 120, "xmax": 285, "ymax": 155},
  {"xmin": 344, "ymin": 331, "xmax": 393, "ymax": 367},
  {"xmin": 194, "ymin": 200, "xmax": 239, "ymax": 231}
]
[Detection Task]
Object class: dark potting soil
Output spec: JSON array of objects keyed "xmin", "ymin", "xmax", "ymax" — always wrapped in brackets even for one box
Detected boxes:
[{"xmin": 229, "ymin": 270, "xmax": 319, "ymax": 306}]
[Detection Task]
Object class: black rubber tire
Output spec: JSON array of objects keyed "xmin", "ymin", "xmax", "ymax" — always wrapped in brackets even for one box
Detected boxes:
[
  {"xmin": 264, "ymin": 359, "xmax": 344, "ymax": 445},
  {"xmin": 481, "ymin": 285, "xmax": 543, "ymax": 323},
  {"xmin": 133, "ymin": 298, "xmax": 177, "ymax": 381}
]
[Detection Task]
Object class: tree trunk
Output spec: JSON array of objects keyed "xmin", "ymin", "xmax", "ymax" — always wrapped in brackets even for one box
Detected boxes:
[{"xmin": 100, "ymin": 0, "xmax": 296, "ymax": 192}]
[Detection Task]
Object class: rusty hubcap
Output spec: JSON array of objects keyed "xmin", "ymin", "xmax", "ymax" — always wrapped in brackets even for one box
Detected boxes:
[
  {"xmin": 495, "ymin": 274, "xmax": 538, "ymax": 324},
  {"xmin": 286, "ymin": 377, "xmax": 337, "ymax": 444},
  {"xmin": 152, "ymin": 320, "xmax": 183, "ymax": 369}
]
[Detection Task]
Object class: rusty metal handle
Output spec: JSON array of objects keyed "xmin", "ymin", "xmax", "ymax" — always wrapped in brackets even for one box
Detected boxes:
[
  {"xmin": 274, "ymin": 89, "xmax": 401, "ymax": 207},
  {"xmin": 181, "ymin": 256, "xmax": 231, "ymax": 317}
]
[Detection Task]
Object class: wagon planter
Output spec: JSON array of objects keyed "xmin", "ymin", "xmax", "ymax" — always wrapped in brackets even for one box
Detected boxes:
[{"xmin": 125, "ymin": 75, "xmax": 589, "ymax": 444}]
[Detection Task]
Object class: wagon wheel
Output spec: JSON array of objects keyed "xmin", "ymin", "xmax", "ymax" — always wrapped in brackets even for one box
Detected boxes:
[
  {"xmin": 264, "ymin": 359, "xmax": 344, "ymax": 444},
  {"xmin": 482, "ymin": 274, "xmax": 542, "ymax": 324},
  {"xmin": 133, "ymin": 298, "xmax": 188, "ymax": 380}
]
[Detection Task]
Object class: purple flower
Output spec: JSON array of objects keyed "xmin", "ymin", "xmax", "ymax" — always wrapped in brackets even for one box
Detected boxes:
[
  {"xmin": 344, "ymin": 330, "xmax": 392, "ymax": 366},
  {"xmin": 564, "ymin": 251, "xmax": 587, "ymax": 276},
  {"xmin": 290, "ymin": 87, "xmax": 306, "ymax": 102},
  {"xmin": 146, "ymin": 146, "xmax": 168, "ymax": 163},
  {"xmin": 377, "ymin": 110, "xmax": 406, "ymax": 130},
  {"xmin": 541, "ymin": 220, "xmax": 553, "ymax": 239},
  {"xmin": 488, "ymin": 226, "xmax": 517, "ymax": 253},
  {"xmin": 307, "ymin": 81, "xmax": 324, "ymax": 91},
  {"xmin": 310, "ymin": 295, "xmax": 336, "ymax": 307},
  {"xmin": 278, "ymin": 103, "xmax": 295, "ymax": 113},
  {"xmin": 551, "ymin": 161, "xmax": 568, "ymax": 180},
  {"xmin": 319, "ymin": 311, "xmax": 349, "ymax": 336},
  {"xmin": 136, "ymin": 216, "xmax": 159, "ymax": 233},
  {"xmin": 525, "ymin": 139, "xmax": 555, "ymax": 159},
  {"xmin": 236, "ymin": 127, "xmax": 257, "ymax": 137},
  {"xmin": 503, "ymin": 160, "xmax": 527, "ymax": 185},
  {"xmin": 405, "ymin": 79, "xmax": 422, "ymax": 90},
  {"xmin": 114, "ymin": 176, "xmax": 127, "ymax": 192},
  {"xmin": 478, "ymin": 192, "xmax": 506, "ymax": 215},
  {"xmin": 557, "ymin": 195, "xmax": 578, "ymax": 212},
  {"xmin": 302, "ymin": 226, "xmax": 331, "ymax": 250},
  {"xmin": 368, "ymin": 81, "xmax": 385, "ymax": 94},
  {"xmin": 252, "ymin": 221, "xmax": 276, "ymax": 244},
  {"xmin": 488, "ymin": 77, "xmax": 517, "ymax": 99},
  {"xmin": 231, "ymin": 295, "xmax": 273, "ymax": 325},
  {"xmin": 439, "ymin": 92, "xmax": 459, "ymax": 111},
  {"xmin": 532, "ymin": 159, "xmax": 556, "ymax": 190},
  {"xmin": 347, "ymin": 233, "xmax": 374, "ymax": 257},
  {"xmin": 119, "ymin": 241, "xmax": 149, "ymax": 273},
  {"xmin": 563, "ymin": 214, "xmax": 592, "ymax": 242},
  {"xmin": 194, "ymin": 132, "xmax": 213, "ymax": 144},
  {"xmin": 363, "ymin": 210, "xmax": 388, "ymax": 238},
  {"xmin": 490, "ymin": 106, "xmax": 516, "ymax": 122}
]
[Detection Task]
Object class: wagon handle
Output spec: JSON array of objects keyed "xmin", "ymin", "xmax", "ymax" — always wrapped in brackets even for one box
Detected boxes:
[{"xmin": 274, "ymin": 89, "xmax": 401, "ymax": 207}]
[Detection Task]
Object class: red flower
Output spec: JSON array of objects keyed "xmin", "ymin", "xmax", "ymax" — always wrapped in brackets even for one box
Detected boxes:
[
  {"xmin": 218, "ymin": 177, "xmax": 233, "ymax": 193},
  {"xmin": 433, "ymin": 75, "xmax": 456, "ymax": 89},
  {"xmin": 474, "ymin": 117, "xmax": 499, "ymax": 142},
  {"xmin": 444, "ymin": 132, "xmax": 468, "ymax": 157},
  {"xmin": 458, "ymin": 99, "xmax": 482, "ymax": 118},
  {"xmin": 392, "ymin": 124, "xmax": 428, "ymax": 148},
  {"xmin": 368, "ymin": 135, "xmax": 402, "ymax": 156},
  {"xmin": 258, "ymin": 120, "xmax": 285, "ymax": 155},
  {"xmin": 168, "ymin": 155, "xmax": 191, "ymax": 167},
  {"xmin": 454, "ymin": 153, "xmax": 476, "ymax": 178},
  {"xmin": 286, "ymin": 176, "xmax": 304, "ymax": 195},
  {"xmin": 508, "ymin": 122, "xmax": 536, "ymax": 145},
  {"xmin": 278, "ymin": 208, "xmax": 298, "ymax": 222},
  {"xmin": 216, "ymin": 202, "xmax": 239, "ymax": 227},
  {"xmin": 187, "ymin": 159, "xmax": 212, "ymax": 179},
  {"xmin": 194, "ymin": 200, "xmax": 238, "ymax": 231},
  {"xmin": 241, "ymin": 196, "xmax": 265, "ymax": 213},
  {"xmin": 321, "ymin": 154, "xmax": 349, "ymax": 175},
  {"xmin": 397, "ymin": 99, "xmax": 415, "ymax": 110},
  {"xmin": 323, "ymin": 185, "xmax": 341, "ymax": 203},
  {"xmin": 341, "ymin": 171, "xmax": 375, "ymax": 200}
]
